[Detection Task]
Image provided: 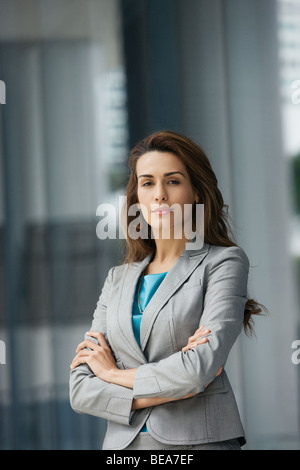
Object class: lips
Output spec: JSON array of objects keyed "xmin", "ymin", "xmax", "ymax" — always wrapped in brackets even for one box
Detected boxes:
[{"xmin": 152, "ymin": 206, "xmax": 172, "ymax": 215}]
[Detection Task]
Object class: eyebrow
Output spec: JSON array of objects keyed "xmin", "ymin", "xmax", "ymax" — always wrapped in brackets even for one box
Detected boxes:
[{"xmin": 138, "ymin": 171, "xmax": 185, "ymax": 179}]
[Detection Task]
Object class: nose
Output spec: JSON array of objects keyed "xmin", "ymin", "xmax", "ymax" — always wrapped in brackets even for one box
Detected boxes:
[{"xmin": 154, "ymin": 183, "xmax": 167, "ymax": 202}]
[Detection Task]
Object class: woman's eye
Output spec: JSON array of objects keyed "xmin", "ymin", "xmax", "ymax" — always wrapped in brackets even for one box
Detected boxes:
[{"xmin": 141, "ymin": 180, "xmax": 180, "ymax": 186}]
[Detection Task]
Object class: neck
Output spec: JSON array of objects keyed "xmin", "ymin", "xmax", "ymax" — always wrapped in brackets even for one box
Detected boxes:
[{"xmin": 152, "ymin": 237, "xmax": 187, "ymax": 264}]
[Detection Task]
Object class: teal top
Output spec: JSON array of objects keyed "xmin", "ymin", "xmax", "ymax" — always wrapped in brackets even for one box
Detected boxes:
[{"xmin": 132, "ymin": 271, "xmax": 168, "ymax": 432}]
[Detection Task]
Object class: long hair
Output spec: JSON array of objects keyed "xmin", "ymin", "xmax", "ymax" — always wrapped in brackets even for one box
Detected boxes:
[{"xmin": 121, "ymin": 130, "xmax": 264, "ymax": 335}]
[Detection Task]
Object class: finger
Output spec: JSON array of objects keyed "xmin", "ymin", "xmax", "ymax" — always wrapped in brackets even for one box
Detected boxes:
[
  {"xmin": 193, "ymin": 325, "xmax": 208, "ymax": 335},
  {"xmin": 97, "ymin": 332, "xmax": 109, "ymax": 348},
  {"xmin": 197, "ymin": 337, "xmax": 208, "ymax": 344},
  {"xmin": 190, "ymin": 338, "xmax": 208, "ymax": 348},
  {"xmin": 76, "ymin": 339, "xmax": 100, "ymax": 353},
  {"xmin": 182, "ymin": 337, "xmax": 208, "ymax": 352},
  {"xmin": 71, "ymin": 349, "xmax": 92, "ymax": 364},
  {"xmin": 189, "ymin": 328, "xmax": 211, "ymax": 342},
  {"xmin": 86, "ymin": 330, "xmax": 107, "ymax": 341},
  {"xmin": 198, "ymin": 328, "xmax": 210, "ymax": 336},
  {"xmin": 195, "ymin": 325, "xmax": 204, "ymax": 334},
  {"xmin": 197, "ymin": 325, "xmax": 204, "ymax": 332},
  {"xmin": 85, "ymin": 331, "xmax": 109, "ymax": 348},
  {"xmin": 76, "ymin": 339, "xmax": 92, "ymax": 353},
  {"xmin": 70, "ymin": 353, "xmax": 90, "ymax": 369},
  {"xmin": 188, "ymin": 331, "xmax": 210, "ymax": 346},
  {"xmin": 86, "ymin": 331, "xmax": 102, "ymax": 340}
]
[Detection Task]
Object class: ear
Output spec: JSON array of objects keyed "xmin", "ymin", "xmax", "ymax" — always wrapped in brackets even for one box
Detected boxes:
[{"xmin": 195, "ymin": 194, "xmax": 200, "ymax": 203}]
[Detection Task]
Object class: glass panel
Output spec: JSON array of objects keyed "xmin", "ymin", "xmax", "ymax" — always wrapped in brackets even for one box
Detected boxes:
[
  {"xmin": 277, "ymin": 0, "xmax": 300, "ymax": 327},
  {"xmin": 0, "ymin": 0, "xmax": 127, "ymax": 449}
]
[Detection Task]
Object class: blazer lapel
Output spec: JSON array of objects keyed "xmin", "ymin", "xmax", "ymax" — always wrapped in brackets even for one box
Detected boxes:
[
  {"xmin": 139, "ymin": 243, "xmax": 210, "ymax": 351},
  {"xmin": 115, "ymin": 253, "xmax": 153, "ymax": 364}
]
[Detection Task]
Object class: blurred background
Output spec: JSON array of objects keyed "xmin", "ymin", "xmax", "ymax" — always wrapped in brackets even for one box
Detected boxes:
[{"xmin": 0, "ymin": 0, "xmax": 299, "ymax": 450}]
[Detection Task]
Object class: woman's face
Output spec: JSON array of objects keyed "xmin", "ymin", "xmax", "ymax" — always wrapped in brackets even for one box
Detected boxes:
[{"xmin": 136, "ymin": 151, "xmax": 199, "ymax": 239}]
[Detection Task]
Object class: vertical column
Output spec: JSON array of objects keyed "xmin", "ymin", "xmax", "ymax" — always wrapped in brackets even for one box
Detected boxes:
[
  {"xmin": 121, "ymin": 0, "xmax": 182, "ymax": 147},
  {"xmin": 175, "ymin": 0, "xmax": 234, "ymax": 206},
  {"xmin": 0, "ymin": 44, "xmax": 26, "ymax": 448}
]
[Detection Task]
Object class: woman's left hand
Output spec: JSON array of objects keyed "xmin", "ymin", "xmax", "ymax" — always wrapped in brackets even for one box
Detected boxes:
[
  {"xmin": 181, "ymin": 325, "xmax": 223, "ymax": 387},
  {"xmin": 181, "ymin": 325, "xmax": 211, "ymax": 352},
  {"xmin": 70, "ymin": 331, "xmax": 117, "ymax": 382}
]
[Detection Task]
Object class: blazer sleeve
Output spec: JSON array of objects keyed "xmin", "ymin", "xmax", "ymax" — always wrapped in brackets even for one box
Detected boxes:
[
  {"xmin": 133, "ymin": 246, "xmax": 250, "ymax": 399},
  {"xmin": 69, "ymin": 267, "xmax": 135, "ymax": 426}
]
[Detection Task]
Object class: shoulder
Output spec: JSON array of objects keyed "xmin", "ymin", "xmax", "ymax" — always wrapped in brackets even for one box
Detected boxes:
[
  {"xmin": 105, "ymin": 263, "xmax": 126, "ymax": 281},
  {"xmin": 204, "ymin": 244, "xmax": 250, "ymax": 277},
  {"xmin": 207, "ymin": 244, "xmax": 249, "ymax": 263},
  {"xmin": 186, "ymin": 242, "xmax": 249, "ymax": 265}
]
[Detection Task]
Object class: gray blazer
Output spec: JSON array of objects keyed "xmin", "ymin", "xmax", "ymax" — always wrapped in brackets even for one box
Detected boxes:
[{"xmin": 69, "ymin": 243, "xmax": 249, "ymax": 450}]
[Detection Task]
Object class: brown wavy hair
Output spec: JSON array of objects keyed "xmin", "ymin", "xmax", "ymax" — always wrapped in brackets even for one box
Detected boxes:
[{"xmin": 121, "ymin": 130, "xmax": 264, "ymax": 335}]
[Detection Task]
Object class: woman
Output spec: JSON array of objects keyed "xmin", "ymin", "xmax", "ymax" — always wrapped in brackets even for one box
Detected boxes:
[{"xmin": 69, "ymin": 130, "xmax": 262, "ymax": 450}]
